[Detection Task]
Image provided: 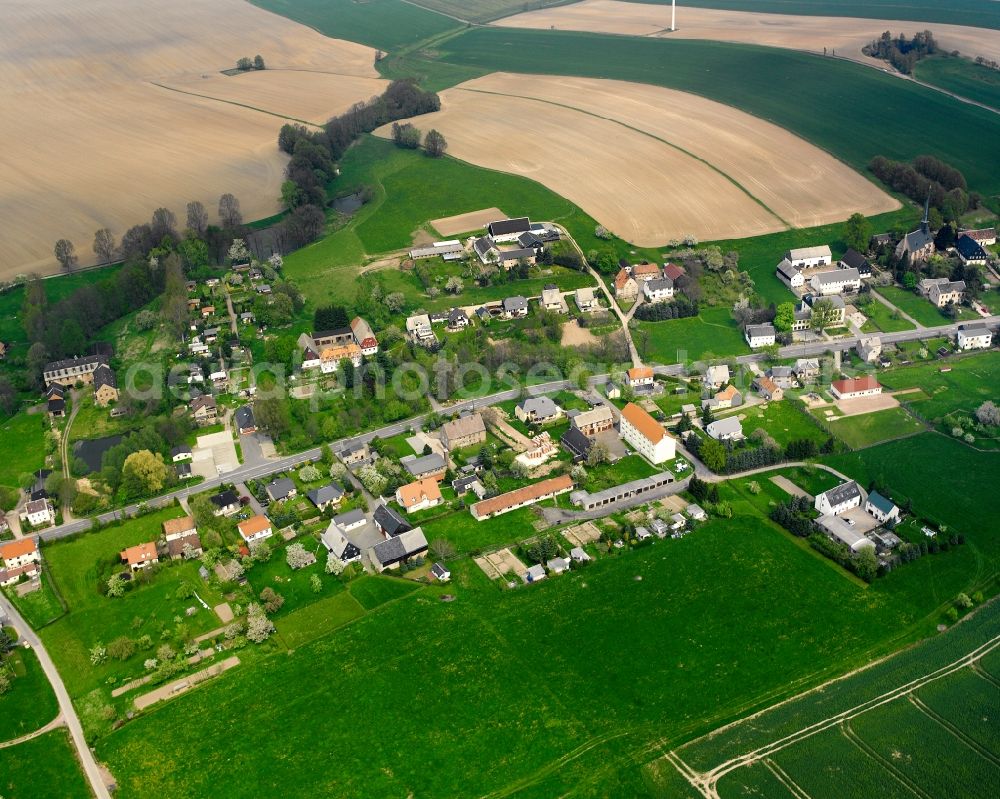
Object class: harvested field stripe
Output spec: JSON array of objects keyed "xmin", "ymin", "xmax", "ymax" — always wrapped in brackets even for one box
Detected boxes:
[
  {"xmin": 457, "ymin": 86, "xmax": 790, "ymax": 228},
  {"xmin": 149, "ymin": 82, "xmax": 323, "ymax": 127}
]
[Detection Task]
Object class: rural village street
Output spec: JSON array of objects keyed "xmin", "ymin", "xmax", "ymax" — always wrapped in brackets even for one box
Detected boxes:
[
  {"xmin": 33, "ymin": 313, "xmax": 996, "ymax": 544},
  {"xmin": 0, "ymin": 593, "xmax": 112, "ymax": 799}
]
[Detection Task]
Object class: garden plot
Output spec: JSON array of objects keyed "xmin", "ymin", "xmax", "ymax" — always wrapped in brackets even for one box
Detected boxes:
[
  {"xmin": 474, "ymin": 548, "xmax": 528, "ymax": 580},
  {"xmin": 431, "ymin": 207, "xmax": 506, "ymax": 236}
]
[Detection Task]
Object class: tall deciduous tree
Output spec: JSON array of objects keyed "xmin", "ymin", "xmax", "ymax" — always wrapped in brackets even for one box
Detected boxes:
[
  {"xmin": 219, "ymin": 193, "xmax": 243, "ymax": 228},
  {"xmin": 424, "ymin": 129, "xmax": 447, "ymax": 158},
  {"xmin": 93, "ymin": 228, "xmax": 116, "ymax": 264},
  {"xmin": 54, "ymin": 239, "xmax": 78, "ymax": 272},
  {"xmin": 121, "ymin": 449, "xmax": 168, "ymax": 497},
  {"xmin": 186, "ymin": 201, "xmax": 209, "ymax": 236},
  {"xmin": 843, "ymin": 213, "xmax": 872, "ymax": 253}
]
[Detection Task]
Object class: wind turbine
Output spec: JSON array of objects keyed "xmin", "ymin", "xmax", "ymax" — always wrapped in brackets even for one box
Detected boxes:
[{"xmin": 671, "ymin": 0, "xmax": 676, "ymax": 32}]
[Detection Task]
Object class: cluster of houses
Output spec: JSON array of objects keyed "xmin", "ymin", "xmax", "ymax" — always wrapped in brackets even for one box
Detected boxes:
[
  {"xmin": 613, "ymin": 261, "xmax": 685, "ymax": 303},
  {"xmin": 814, "ymin": 479, "xmax": 902, "ymax": 555},
  {"xmin": 320, "ymin": 504, "xmax": 430, "ymax": 574},
  {"xmin": 118, "ymin": 515, "xmax": 204, "ymax": 573},
  {"xmin": 299, "ymin": 317, "xmax": 378, "ymax": 372},
  {"xmin": 41, "ymin": 353, "xmax": 119, "ymax": 416},
  {"xmin": 408, "ymin": 217, "xmax": 560, "ymax": 270}
]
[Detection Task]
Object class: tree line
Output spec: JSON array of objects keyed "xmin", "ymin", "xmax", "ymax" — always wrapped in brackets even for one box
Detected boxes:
[
  {"xmin": 868, "ymin": 154, "xmax": 978, "ymax": 223},
  {"xmin": 276, "ymin": 80, "xmax": 441, "ymax": 248}
]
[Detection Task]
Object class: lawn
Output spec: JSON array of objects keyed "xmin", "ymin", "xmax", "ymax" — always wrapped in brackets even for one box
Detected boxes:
[
  {"xmin": 246, "ymin": 535, "xmax": 345, "ymax": 619},
  {"xmin": 637, "ymin": 306, "xmax": 747, "ymax": 364},
  {"xmin": 406, "ymin": 0, "xmax": 562, "ymax": 23},
  {"xmin": 915, "ymin": 55, "xmax": 1000, "ymax": 111},
  {"xmin": 582, "ymin": 455, "xmax": 660, "ymax": 493},
  {"xmin": 826, "ymin": 406, "xmax": 925, "ymax": 449},
  {"xmin": 876, "ymin": 286, "xmax": 952, "ymax": 327},
  {"xmin": 420, "ymin": 505, "xmax": 542, "ymax": 555},
  {"xmin": 720, "ymin": 399, "xmax": 828, "ymax": 447},
  {"xmin": 37, "ymin": 507, "xmax": 231, "ymax": 698},
  {"xmin": 249, "ymin": 0, "xmax": 457, "ymax": 51},
  {"xmin": 348, "ymin": 574, "xmax": 421, "ymax": 610},
  {"xmin": 856, "ymin": 295, "xmax": 916, "ymax": 333},
  {"xmin": 436, "ymin": 31, "xmax": 1000, "ymax": 196},
  {"xmin": 628, "ymin": 0, "xmax": 1000, "ymax": 30},
  {"xmin": 273, "ymin": 590, "xmax": 366, "ymax": 649},
  {"xmin": 4, "ymin": 576, "xmax": 65, "ymax": 628},
  {"xmin": 0, "ymin": 411, "xmax": 47, "ymax": 491},
  {"xmin": 283, "ymin": 136, "xmax": 603, "ymax": 308},
  {"xmin": 0, "ymin": 730, "xmax": 92, "ymax": 799},
  {"xmin": 879, "ymin": 351, "xmax": 999, "ymax": 421},
  {"xmin": 97, "ymin": 508, "xmax": 962, "ymax": 798},
  {"xmin": 0, "ymin": 646, "xmax": 59, "ymax": 742}
]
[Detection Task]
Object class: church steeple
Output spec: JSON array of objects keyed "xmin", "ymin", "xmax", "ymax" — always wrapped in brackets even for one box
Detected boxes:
[{"xmin": 920, "ymin": 192, "xmax": 930, "ymax": 234}]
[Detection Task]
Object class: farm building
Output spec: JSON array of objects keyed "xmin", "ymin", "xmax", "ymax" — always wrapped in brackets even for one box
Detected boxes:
[
  {"xmin": 838, "ymin": 248, "xmax": 872, "ymax": 278},
  {"xmin": 830, "ymin": 375, "xmax": 881, "ymax": 400},
  {"xmin": 865, "ymin": 491, "xmax": 899, "ymax": 524},
  {"xmin": 441, "ymin": 413, "xmax": 487, "ymax": 450},
  {"xmin": 569, "ymin": 405, "xmax": 614, "ymax": 437},
  {"xmin": 487, "ymin": 217, "xmax": 532, "ymax": 242},
  {"xmin": 786, "ymin": 245, "xmax": 831, "ymax": 269},
  {"xmin": 810, "ymin": 268, "xmax": 861, "ymax": 296},
  {"xmin": 470, "ymin": 475, "xmax": 574, "ymax": 520},
  {"xmin": 408, "ymin": 240, "xmax": 464, "ymax": 260},
  {"xmin": 775, "ymin": 258, "xmax": 804, "ymax": 289},
  {"xmin": 957, "ymin": 227, "xmax": 996, "ymax": 246},
  {"xmin": 745, "ymin": 323, "xmax": 776, "ymax": 349},
  {"xmin": 372, "ymin": 528, "xmax": 428, "ymax": 572},
  {"xmin": 815, "ymin": 481, "xmax": 862, "ymax": 516},
  {"xmin": 569, "ymin": 472, "xmax": 674, "ymax": 511},
  {"xmin": 955, "ymin": 234, "xmax": 988, "ymax": 266}
]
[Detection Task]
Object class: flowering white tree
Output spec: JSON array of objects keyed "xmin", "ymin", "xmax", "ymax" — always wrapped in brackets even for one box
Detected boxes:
[
  {"xmin": 228, "ymin": 238, "xmax": 251, "ymax": 263},
  {"xmin": 976, "ymin": 401, "xmax": 1000, "ymax": 427},
  {"xmin": 357, "ymin": 464, "xmax": 388, "ymax": 496},
  {"xmin": 329, "ymin": 462, "xmax": 346, "ymax": 480},
  {"xmin": 286, "ymin": 543, "xmax": 312, "ymax": 570},
  {"xmin": 144, "ymin": 659, "xmax": 159, "ymax": 671},
  {"xmin": 268, "ymin": 252, "xmax": 283, "ymax": 271},
  {"xmin": 326, "ymin": 555, "xmax": 344, "ymax": 575},
  {"xmin": 246, "ymin": 604, "xmax": 274, "ymax": 644},
  {"xmin": 310, "ymin": 574, "xmax": 322, "ymax": 593},
  {"xmin": 299, "ymin": 464, "xmax": 321, "ymax": 482},
  {"xmin": 107, "ymin": 574, "xmax": 126, "ymax": 598},
  {"xmin": 89, "ymin": 645, "xmax": 107, "ymax": 666}
]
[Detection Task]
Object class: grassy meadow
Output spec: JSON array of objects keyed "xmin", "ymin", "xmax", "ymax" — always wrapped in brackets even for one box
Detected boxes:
[
  {"xmin": 915, "ymin": 56, "xmax": 1000, "ymax": 111},
  {"xmin": 249, "ymin": 0, "xmax": 457, "ymax": 50},
  {"xmin": 0, "ymin": 729, "xmax": 92, "ymax": 799},
  {"xmin": 436, "ymin": 30, "xmax": 1000, "ymax": 196},
  {"xmin": 97, "ymin": 512, "xmax": 959, "ymax": 798},
  {"xmin": 0, "ymin": 411, "xmax": 48, "ymax": 492},
  {"xmin": 877, "ymin": 285, "xmax": 955, "ymax": 326},
  {"xmin": 637, "ymin": 306, "xmax": 748, "ymax": 363},
  {"xmin": 826, "ymin": 406, "xmax": 926, "ymax": 449},
  {"xmin": 721, "ymin": 399, "xmax": 828, "ymax": 448},
  {"xmin": 0, "ymin": 646, "xmax": 59, "ymax": 742}
]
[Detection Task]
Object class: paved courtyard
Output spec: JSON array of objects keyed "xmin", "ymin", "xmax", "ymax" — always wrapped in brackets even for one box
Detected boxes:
[{"xmin": 191, "ymin": 430, "xmax": 239, "ymax": 479}]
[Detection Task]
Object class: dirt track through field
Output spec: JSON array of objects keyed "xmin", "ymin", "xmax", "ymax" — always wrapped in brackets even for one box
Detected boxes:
[
  {"xmin": 496, "ymin": 1, "xmax": 1000, "ymax": 67},
  {"xmin": 431, "ymin": 207, "xmax": 507, "ymax": 236},
  {"xmin": 0, "ymin": 0, "xmax": 383, "ymax": 279},
  {"xmin": 378, "ymin": 73, "xmax": 897, "ymax": 245}
]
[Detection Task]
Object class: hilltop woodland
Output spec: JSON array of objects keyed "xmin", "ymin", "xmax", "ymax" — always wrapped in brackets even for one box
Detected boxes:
[{"xmin": 864, "ymin": 30, "xmax": 939, "ymax": 74}]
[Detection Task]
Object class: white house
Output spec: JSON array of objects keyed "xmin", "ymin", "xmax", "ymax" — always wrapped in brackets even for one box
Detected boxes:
[
  {"xmin": 0, "ymin": 537, "xmax": 41, "ymax": 587},
  {"xmin": 745, "ymin": 323, "xmax": 776, "ymax": 349},
  {"xmin": 810, "ymin": 268, "xmax": 861, "ymax": 296},
  {"xmin": 815, "ymin": 481, "xmax": 862, "ymax": 516},
  {"xmin": 540, "ymin": 285, "xmax": 568, "ymax": 314},
  {"xmin": 619, "ymin": 402, "xmax": 675, "ymax": 464},
  {"xmin": 786, "ymin": 245, "xmax": 832, "ymax": 269},
  {"xmin": 642, "ymin": 277, "xmax": 674, "ymax": 303},
  {"xmin": 575, "ymin": 287, "xmax": 600, "ymax": 312},
  {"xmin": 625, "ymin": 366, "xmax": 655, "ymax": 391},
  {"xmin": 20, "ymin": 499, "xmax": 54, "ymax": 528},
  {"xmin": 856, "ymin": 336, "xmax": 882, "ymax": 363},
  {"xmin": 956, "ymin": 323, "xmax": 992, "ymax": 350},
  {"xmin": 703, "ymin": 364, "xmax": 730, "ymax": 390},
  {"xmin": 487, "ymin": 217, "xmax": 532, "ymax": 243},
  {"xmin": 237, "ymin": 515, "xmax": 274, "ymax": 545},
  {"xmin": 706, "ymin": 416, "xmax": 743, "ymax": 441},
  {"xmin": 775, "ymin": 258, "xmax": 804, "ymax": 289},
  {"xmin": 865, "ymin": 491, "xmax": 899, "ymax": 524}
]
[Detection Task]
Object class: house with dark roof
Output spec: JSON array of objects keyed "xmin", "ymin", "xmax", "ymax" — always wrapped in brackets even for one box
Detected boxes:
[
  {"xmin": 496, "ymin": 248, "xmax": 537, "ymax": 269},
  {"xmin": 42, "ymin": 354, "xmax": 109, "ymax": 388},
  {"xmin": 447, "ymin": 308, "xmax": 470, "ymax": 330},
  {"xmin": 93, "ymin": 364, "xmax": 119, "ymax": 407},
  {"xmin": 775, "ymin": 258, "xmax": 804, "ymax": 289},
  {"xmin": 372, "ymin": 528, "xmax": 428, "ymax": 571},
  {"xmin": 306, "ymin": 484, "xmax": 344, "ymax": 511},
  {"xmin": 955, "ymin": 234, "xmax": 989, "ymax": 266},
  {"xmin": 452, "ymin": 475, "xmax": 486, "ymax": 498},
  {"xmin": 235, "ymin": 405, "xmax": 257, "ymax": 435},
  {"xmin": 265, "ymin": 478, "xmax": 297, "ymax": 502},
  {"xmin": 333, "ymin": 508, "xmax": 366, "ymax": 531},
  {"xmin": 838, "ymin": 248, "xmax": 872, "ymax": 278},
  {"xmin": 815, "ymin": 481, "xmax": 862, "ymax": 516},
  {"xmin": 560, "ymin": 426, "xmax": 593, "ymax": 462},
  {"xmin": 865, "ymin": 491, "xmax": 899, "ymax": 524},
  {"xmin": 339, "ymin": 442, "xmax": 370, "ymax": 465},
  {"xmin": 473, "ymin": 236, "xmax": 498, "ymax": 264},
  {"xmin": 956, "ymin": 323, "xmax": 992, "ymax": 350},
  {"xmin": 171, "ymin": 445, "xmax": 192, "ymax": 462},
  {"xmin": 431, "ymin": 562, "xmax": 451, "ymax": 581},
  {"xmin": 190, "ymin": 395, "xmax": 218, "ymax": 426},
  {"xmin": 321, "ymin": 523, "xmax": 361, "ymax": 565},
  {"xmin": 373, "ymin": 503, "xmax": 411, "ymax": 537},
  {"xmin": 441, "ymin": 413, "xmax": 487, "ymax": 451},
  {"xmin": 516, "ymin": 396, "xmax": 562, "ymax": 425},
  {"xmin": 487, "ymin": 217, "xmax": 531, "ymax": 242},
  {"xmin": 810, "ymin": 268, "xmax": 861, "ymax": 296},
  {"xmin": 516, "ymin": 231, "xmax": 544, "ymax": 254},
  {"xmin": 46, "ymin": 387, "xmax": 66, "ymax": 417},
  {"xmin": 745, "ymin": 323, "xmax": 776, "ymax": 349},
  {"xmin": 401, "ymin": 452, "xmax": 447, "ymax": 481},
  {"xmin": 210, "ymin": 490, "xmax": 240, "ymax": 516}
]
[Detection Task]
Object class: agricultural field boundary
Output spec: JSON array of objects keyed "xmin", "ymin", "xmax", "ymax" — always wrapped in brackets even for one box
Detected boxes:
[{"xmin": 666, "ymin": 611, "xmax": 1000, "ymax": 796}]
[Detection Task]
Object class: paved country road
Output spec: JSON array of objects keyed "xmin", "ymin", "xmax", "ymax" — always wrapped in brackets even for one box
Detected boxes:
[
  {"xmin": 36, "ymin": 316, "xmax": 997, "ymax": 544},
  {"xmin": 0, "ymin": 593, "xmax": 112, "ymax": 799}
]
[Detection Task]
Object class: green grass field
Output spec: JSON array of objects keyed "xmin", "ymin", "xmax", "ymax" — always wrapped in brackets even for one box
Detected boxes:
[
  {"xmin": 628, "ymin": 0, "xmax": 1000, "ymax": 29},
  {"xmin": 637, "ymin": 306, "xmax": 748, "ymax": 363},
  {"xmin": 411, "ymin": 0, "xmax": 573, "ymax": 23},
  {"xmin": 0, "ymin": 411, "xmax": 47, "ymax": 491},
  {"xmin": 0, "ymin": 646, "xmax": 59, "ymax": 742},
  {"xmin": 249, "ymin": 0, "xmax": 457, "ymax": 51},
  {"xmin": 880, "ymin": 351, "xmax": 999, "ymax": 421},
  {"xmin": 419, "ymin": 505, "xmax": 541, "ymax": 555},
  {"xmin": 0, "ymin": 729, "xmax": 92, "ymax": 799},
  {"xmin": 283, "ymin": 136, "xmax": 602, "ymax": 307},
  {"xmin": 6, "ymin": 576, "xmax": 65, "ymax": 628},
  {"xmin": 876, "ymin": 286, "xmax": 954, "ymax": 327},
  {"xmin": 915, "ymin": 56, "xmax": 1000, "ymax": 112},
  {"xmin": 96, "ymin": 511, "xmax": 956, "ymax": 798},
  {"xmin": 436, "ymin": 31, "xmax": 1000, "ymax": 196},
  {"xmin": 721, "ymin": 399, "xmax": 828, "ymax": 447},
  {"xmin": 826, "ymin": 406, "xmax": 925, "ymax": 449},
  {"xmin": 857, "ymin": 295, "xmax": 917, "ymax": 333}
]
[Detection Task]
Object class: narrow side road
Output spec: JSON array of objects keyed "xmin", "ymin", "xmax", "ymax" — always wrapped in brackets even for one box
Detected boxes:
[{"xmin": 0, "ymin": 593, "xmax": 112, "ymax": 798}]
